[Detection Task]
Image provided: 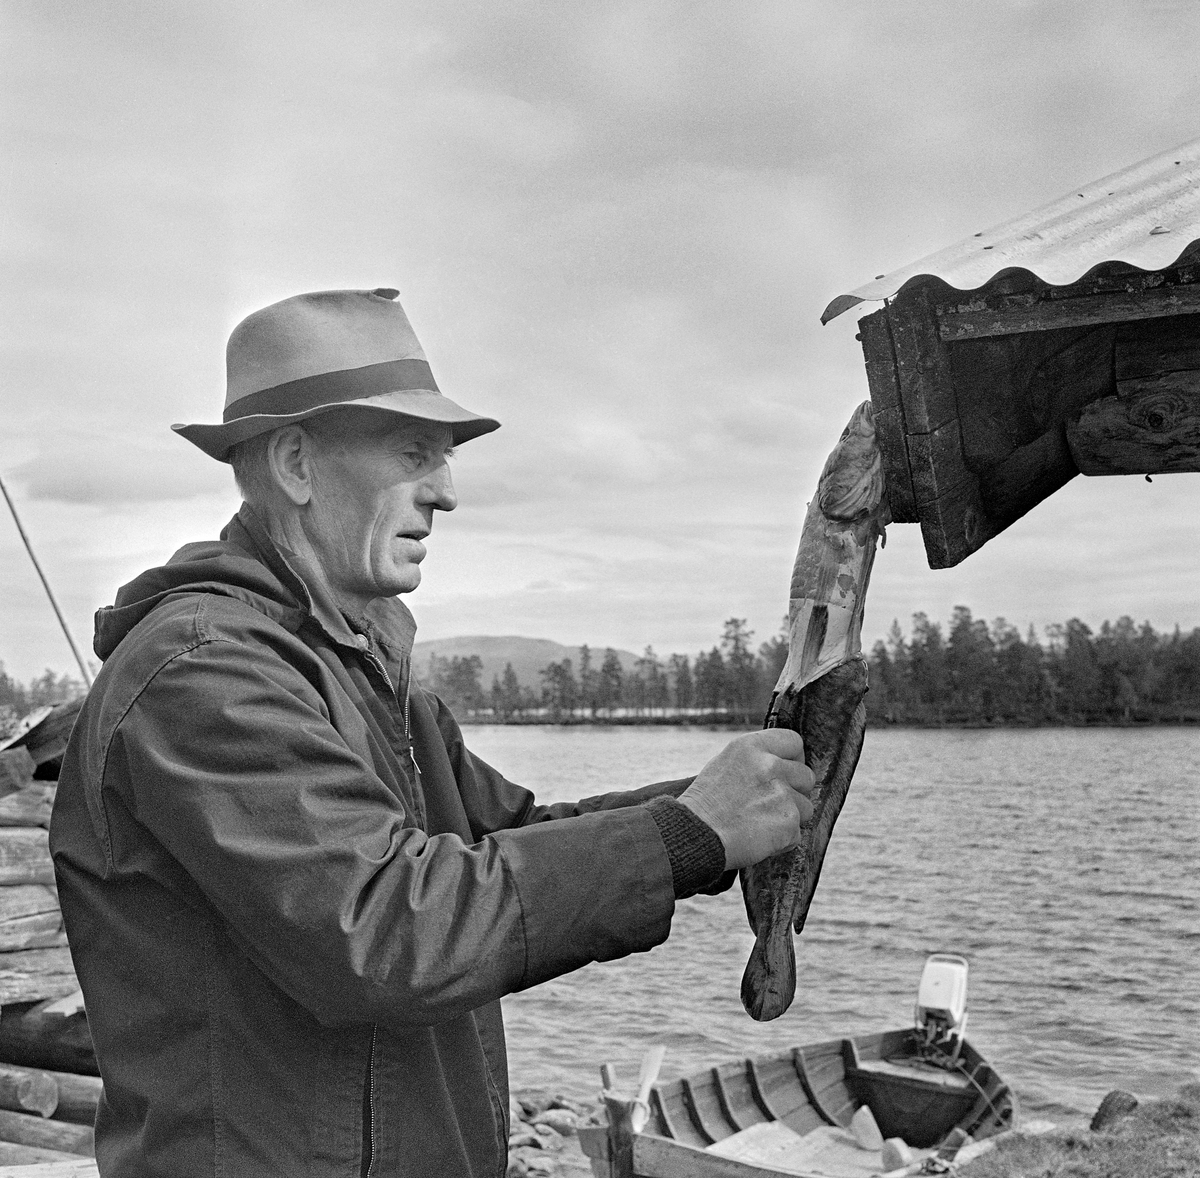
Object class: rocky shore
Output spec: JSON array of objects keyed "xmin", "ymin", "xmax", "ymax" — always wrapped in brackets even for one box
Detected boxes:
[{"xmin": 508, "ymin": 1089, "xmax": 597, "ymax": 1178}]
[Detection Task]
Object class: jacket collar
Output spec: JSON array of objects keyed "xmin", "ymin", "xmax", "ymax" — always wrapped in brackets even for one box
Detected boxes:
[{"xmin": 231, "ymin": 504, "xmax": 417, "ymax": 665}]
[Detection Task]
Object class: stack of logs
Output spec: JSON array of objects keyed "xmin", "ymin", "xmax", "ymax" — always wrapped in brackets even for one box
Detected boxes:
[{"xmin": 0, "ymin": 706, "xmax": 99, "ymax": 1173}]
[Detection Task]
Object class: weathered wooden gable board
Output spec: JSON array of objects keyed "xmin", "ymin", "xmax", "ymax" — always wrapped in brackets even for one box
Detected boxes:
[{"xmin": 859, "ymin": 259, "xmax": 1200, "ymax": 567}]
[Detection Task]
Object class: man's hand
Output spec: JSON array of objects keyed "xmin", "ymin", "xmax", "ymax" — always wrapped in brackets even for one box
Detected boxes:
[{"xmin": 677, "ymin": 730, "xmax": 815, "ymax": 870}]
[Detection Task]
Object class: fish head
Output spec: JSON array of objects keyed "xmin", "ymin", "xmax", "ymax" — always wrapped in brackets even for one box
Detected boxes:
[{"xmin": 816, "ymin": 401, "xmax": 886, "ymax": 522}]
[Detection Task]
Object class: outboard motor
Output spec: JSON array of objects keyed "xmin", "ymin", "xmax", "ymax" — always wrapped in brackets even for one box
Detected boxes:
[{"xmin": 914, "ymin": 953, "xmax": 969, "ymax": 1062}]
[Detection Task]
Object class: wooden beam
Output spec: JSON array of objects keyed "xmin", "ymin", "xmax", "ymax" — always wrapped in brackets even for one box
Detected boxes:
[
  {"xmin": 1116, "ymin": 313, "xmax": 1200, "ymax": 379},
  {"xmin": 858, "ymin": 309, "xmax": 917, "ymax": 521},
  {"xmin": 885, "ymin": 289, "xmax": 993, "ymax": 568},
  {"xmin": 937, "ymin": 282, "xmax": 1200, "ymax": 341},
  {"xmin": 889, "ymin": 287, "xmax": 958, "ymax": 434},
  {"xmin": 1067, "ymin": 375, "xmax": 1200, "ymax": 475},
  {"xmin": 977, "ymin": 427, "xmax": 1079, "ymax": 531}
]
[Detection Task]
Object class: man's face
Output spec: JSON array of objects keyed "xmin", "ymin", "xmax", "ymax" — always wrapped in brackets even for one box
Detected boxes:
[{"xmin": 301, "ymin": 411, "xmax": 457, "ymax": 605}]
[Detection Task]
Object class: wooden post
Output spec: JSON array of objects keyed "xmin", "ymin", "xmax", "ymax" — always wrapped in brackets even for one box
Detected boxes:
[{"xmin": 602, "ymin": 1094, "xmax": 636, "ymax": 1178}]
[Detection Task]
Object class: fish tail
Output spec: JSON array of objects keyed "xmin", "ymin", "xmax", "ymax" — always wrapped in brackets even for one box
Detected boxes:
[{"xmin": 740, "ymin": 919, "xmax": 797, "ymax": 1022}]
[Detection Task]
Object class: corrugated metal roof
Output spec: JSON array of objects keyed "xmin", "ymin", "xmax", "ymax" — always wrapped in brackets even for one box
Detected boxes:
[{"xmin": 822, "ymin": 137, "xmax": 1200, "ymax": 324}]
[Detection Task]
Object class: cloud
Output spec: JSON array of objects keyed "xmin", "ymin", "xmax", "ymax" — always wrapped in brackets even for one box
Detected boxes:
[
  {"xmin": 4, "ymin": 0, "xmax": 1200, "ymax": 679},
  {"xmin": 10, "ymin": 435, "xmax": 228, "ymax": 505}
]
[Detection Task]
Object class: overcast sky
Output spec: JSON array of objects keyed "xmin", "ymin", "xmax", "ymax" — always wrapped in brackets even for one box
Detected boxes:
[{"xmin": 2, "ymin": 1, "xmax": 1199, "ymax": 683}]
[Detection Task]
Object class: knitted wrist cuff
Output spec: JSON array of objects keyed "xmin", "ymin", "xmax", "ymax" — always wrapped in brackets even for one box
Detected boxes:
[{"xmin": 646, "ymin": 796, "xmax": 727, "ymax": 899}]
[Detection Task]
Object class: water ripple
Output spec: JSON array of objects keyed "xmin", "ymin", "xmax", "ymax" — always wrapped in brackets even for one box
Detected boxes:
[{"xmin": 463, "ymin": 725, "xmax": 1200, "ymax": 1124}]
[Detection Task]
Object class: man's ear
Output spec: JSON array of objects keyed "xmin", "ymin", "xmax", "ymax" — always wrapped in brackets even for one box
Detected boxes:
[{"xmin": 266, "ymin": 425, "xmax": 315, "ymax": 507}]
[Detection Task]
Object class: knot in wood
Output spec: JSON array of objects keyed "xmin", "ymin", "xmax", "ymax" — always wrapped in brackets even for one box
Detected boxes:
[{"xmin": 1128, "ymin": 391, "xmax": 1187, "ymax": 433}]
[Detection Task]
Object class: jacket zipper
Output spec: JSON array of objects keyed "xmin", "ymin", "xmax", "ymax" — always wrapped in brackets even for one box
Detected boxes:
[
  {"xmin": 403, "ymin": 675, "xmax": 422, "ymax": 790},
  {"xmin": 364, "ymin": 1025, "xmax": 378, "ymax": 1178}
]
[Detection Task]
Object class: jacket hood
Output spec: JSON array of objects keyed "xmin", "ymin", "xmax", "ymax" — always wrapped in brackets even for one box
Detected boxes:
[
  {"xmin": 94, "ymin": 520, "xmax": 307, "ymax": 662},
  {"xmin": 94, "ymin": 507, "xmax": 418, "ymax": 664}
]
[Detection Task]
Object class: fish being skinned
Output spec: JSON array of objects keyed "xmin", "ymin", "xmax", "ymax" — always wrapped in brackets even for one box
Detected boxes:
[{"xmin": 740, "ymin": 400, "xmax": 890, "ymax": 1021}]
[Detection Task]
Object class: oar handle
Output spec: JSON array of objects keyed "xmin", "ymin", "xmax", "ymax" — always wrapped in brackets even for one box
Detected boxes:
[{"xmin": 630, "ymin": 1046, "xmax": 665, "ymax": 1133}]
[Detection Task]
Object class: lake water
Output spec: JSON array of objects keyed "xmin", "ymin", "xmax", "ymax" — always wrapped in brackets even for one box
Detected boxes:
[{"xmin": 461, "ymin": 725, "xmax": 1200, "ymax": 1127}]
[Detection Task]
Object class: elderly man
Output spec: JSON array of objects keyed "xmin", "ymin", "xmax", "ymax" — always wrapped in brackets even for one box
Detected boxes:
[{"xmin": 51, "ymin": 289, "xmax": 814, "ymax": 1178}]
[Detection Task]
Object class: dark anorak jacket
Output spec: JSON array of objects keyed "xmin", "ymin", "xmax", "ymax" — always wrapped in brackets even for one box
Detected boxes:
[{"xmin": 50, "ymin": 507, "xmax": 686, "ymax": 1178}]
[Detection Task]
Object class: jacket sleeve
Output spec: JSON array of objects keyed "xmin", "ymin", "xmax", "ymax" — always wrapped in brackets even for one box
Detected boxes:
[
  {"xmin": 423, "ymin": 689, "xmax": 696, "ymax": 834},
  {"xmin": 106, "ymin": 637, "xmax": 676, "ymax": 1031}
]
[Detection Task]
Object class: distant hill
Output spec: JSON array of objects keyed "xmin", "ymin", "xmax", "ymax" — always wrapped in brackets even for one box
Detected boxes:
[{"xmin": 411, "ymin": 636, "xmax": 641, "ymax": 690}]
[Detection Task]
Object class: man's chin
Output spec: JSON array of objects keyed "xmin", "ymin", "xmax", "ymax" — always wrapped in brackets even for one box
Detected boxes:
[{"xmin": 383, "ymin": 569, "xmax": 421, "ymax": 596}]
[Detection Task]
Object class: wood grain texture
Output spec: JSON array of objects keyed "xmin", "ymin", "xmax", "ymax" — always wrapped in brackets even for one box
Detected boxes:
[
  {"xmin": 938, "ymin": 281, "xmax": 1200, "ymax": 340},
  {"xmin": 0, "ymin": 789, "xmax": 54, "ymax": 829},
  {"xmin": 43, "ymin": 1073, "xmax": 100, "ymax": 1128},
  {"xmin": 1068, "ymin": 386, "xmax": 1200, "ymax": 474},
  {"xmin": 0, "ymin": 1108, "xmax": 93, "ymax": 1156},
  {"xmin": 602, "ymin": 1095, "xmax": 636, "ymax": 1178},
  {"xmin": 858, "ymin": 310, "xmax": 917, "ymax": 521},
  {"xmin": 883, "ymin": 291, "xmax": 995, "ymax": 568},
  {"xmin": 977, "ymin": 426, "xmax": 1079, "ymax": 531},
  {"xmin": 0, "ymin": 831, "xmax": 54, "ymax": 886},
  {"xmin": 0, "ymin": 1147, "xmax": 95, "ymax": 1170},
  {"xmin": 1116, "ymin": 313, "xmax": 1200, "ymax": 379},
  {"xmin": 632, "ymin": 1133, "xmax": 791, "ymax": 1178},
  {"xmin": 0, "ymin": 1064, "xmax": 57, "ymax": 1119},
  {"xmin": 888, "ymin": 286, "xmax": 958, "ymax": 435},
  {"xmin": 0, "ymin": 951, "xmax": 79, "ymax": 1007},
  {"xmin": 908, "ymin": 472, "xmax": 995, "ymax": 569}
]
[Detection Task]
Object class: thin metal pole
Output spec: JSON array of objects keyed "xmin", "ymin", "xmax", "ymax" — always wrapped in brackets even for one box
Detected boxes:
[{"xmin": 0, "ymin": 475, "xmax": 93, "ymax": 688}]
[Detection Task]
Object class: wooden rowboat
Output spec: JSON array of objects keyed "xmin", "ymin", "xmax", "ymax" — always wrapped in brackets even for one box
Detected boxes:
[
  {"xmin": 579, "ymin": 1029, "xmax": 1014, "ymax": 1177},
  {"xmin": 579, "ymin": 956, "xmax": 1016, "ymax": 1177}
]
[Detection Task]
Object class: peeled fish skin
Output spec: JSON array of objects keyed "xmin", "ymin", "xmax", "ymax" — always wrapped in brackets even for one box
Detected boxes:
[
  {"xmin": 739, "ymin": 401, "xmax": 889, "ymax": 1023},
  {"xmin": 740, "ymin": 663, "xmax": 868, "ymax": 1021}
]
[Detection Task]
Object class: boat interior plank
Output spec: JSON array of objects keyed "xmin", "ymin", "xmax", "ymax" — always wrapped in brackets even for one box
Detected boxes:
[
  {"xmin": 679, "ymin": 1076, "xmax": 721, "ymax": 1144},
  {"xmin": 807, "ymin": 1043, "xmax": 860, "ymax": 1126},
  {"xmin": 713, "ymin": 1061, "xmax": 768, "ymax": 1129},
  {"xmin": 791, "ymin": 1048, "xmax": 842, "ymax": 1127},
  {"xmin": 653, "ymin": 1082, "xmax": 709, "ymax": 1148},
  {"xmin": 634, "ymin": 1131, "xmax": 801, "ymax": 1178},
  {"xmin": 749, "ymin": 1057, "xmax": 807, "ymax": 1119},
  {"xmin": 709, "ymin": 1067, "xmax": 747, "ymax": 1136},
  {"xmin": 646, "ymin": 1089, "xmax": 670, "ymax": 1137},
  {"xmin": 745, "ymin": 1059, "xmax": 782, "ymax": 1121}
]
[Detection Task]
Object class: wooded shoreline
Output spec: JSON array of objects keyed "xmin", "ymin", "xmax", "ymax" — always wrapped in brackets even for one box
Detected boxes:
[{"xmin": 5, "ymin": 607, "xmax": 1200, "ymax": 738}]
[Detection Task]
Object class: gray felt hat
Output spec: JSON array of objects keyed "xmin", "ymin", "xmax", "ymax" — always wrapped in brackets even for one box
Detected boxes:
[{"xmin": 173, "ymin": 288, "xmax": 500, "ymax": 462}]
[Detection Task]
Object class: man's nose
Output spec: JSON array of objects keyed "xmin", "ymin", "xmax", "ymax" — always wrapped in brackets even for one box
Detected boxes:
[{"xmin": 421, "ymin": 462, "xmax": 458, "ymax": 512}]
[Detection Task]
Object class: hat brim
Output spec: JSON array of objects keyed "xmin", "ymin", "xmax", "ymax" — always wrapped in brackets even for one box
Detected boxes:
[{"xmin": 173, "ymin": 389, "xmax": 500, "ymax": 462}]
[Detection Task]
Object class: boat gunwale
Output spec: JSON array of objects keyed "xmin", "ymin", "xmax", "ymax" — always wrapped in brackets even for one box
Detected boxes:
[{"xmin": 584, "ymin": 1028, "xmax": 1015, "ymax": 1177}]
